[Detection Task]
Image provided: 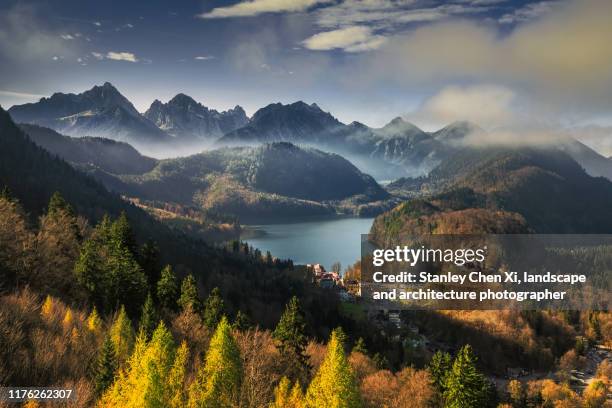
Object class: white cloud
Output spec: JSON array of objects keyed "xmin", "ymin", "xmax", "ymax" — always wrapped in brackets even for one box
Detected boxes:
[
  {"xmin": 302, "ymin": 26, "xmax": 386, "ymax": 52},
  {"xmin": 105, "ymin": 51, "xmax": 139, "ymax": 62},
  {"xmin": 0, "ymin": 4, "xmax": 77, "ymax": 62},
  {"xmin": 303, "ymin": 0, "xmax": 497, "ymax": 53},
  {"xmin": 93, "ymin": 21, "xmax": 101, "ymax": 26},
  {"xmin": 195, "ymin": 55, "xmax": 215, "ymax": 60},
  {"xmin": 198, "ymin": 0, "xmax": 333, "ymax": 18},
  {"xmin": 0, "ymin": 89, "xmax": 46, "ymax": 99},
  {"xmin": 410, "ymin": 85, "xmax": 517, "ymax": 128},
  {"xmin": 90, "ymin": 51, "xmax": 140, "ymax": 62},
  {"xmin": 499, "ymin": 1, "xmax": 557, "ymax": 24},
  {"xmin": 60, "ymin": 34, "xmax": 75, "ymax": 40},
  {"xmin": 314, "ymin": 1, "xmax": 492, "ymax": 30},
  {"xmin": 570, "ymin": 125, "xmax": 612, "ymax": 157},
  {"xmin": 467, "ymin": 0, "xmax": 508, "ymax": 4}
]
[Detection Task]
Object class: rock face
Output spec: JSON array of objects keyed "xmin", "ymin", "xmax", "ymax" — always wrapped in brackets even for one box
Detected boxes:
[
  {"xmin": 369, "ymin": 118, "xmax": 451, "ymax": 175},
  {"xmin": 143, "ymin": 94, "xmax": 248, "ymax": 140},
  {"xmin": 8, "ymin": 82, "xmax": 171, "ymax": 147}
]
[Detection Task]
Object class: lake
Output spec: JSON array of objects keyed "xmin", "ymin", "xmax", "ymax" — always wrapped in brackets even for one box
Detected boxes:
[{"xmin": 242, "ymin": 217, "xmax": 374, "ymax": 271}]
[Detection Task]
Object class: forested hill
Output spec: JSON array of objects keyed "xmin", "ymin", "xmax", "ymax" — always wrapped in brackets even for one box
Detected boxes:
[
  {"xmin": 20, "ymin": 124, "xmax": 157, "ymax": 175},
  {"xmin": 0, "ymin": 106, "xmax": 138, "ymax": 222},
  {"xmin": 102, "ymin": 142, "xmax": 392, "ymax": 221},
  {"xmin": 373, "ymin": 147, "xmax": 612, "ymax": 244}
]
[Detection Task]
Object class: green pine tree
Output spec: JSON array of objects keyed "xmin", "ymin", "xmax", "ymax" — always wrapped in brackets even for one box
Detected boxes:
[
  {"xmin": 94, "ymin": 336, "xmax": 118, "ymax": 396},
  {"xmin": 45, "ymin": 191, "xmax": 81, "ymax": 241},
  {"xmin": 305, "ymin": 328, "xmax": 361, "ymax": 408},
  {"xmin": 188, "ymin": 316, "xmax": 242, "ymax": 408},
  {"xmin": 178, "ymin": 274, "xmax": 200, "ymax": 312},
  {"xmin": 110, "ymin": 245, "xmax": 148, "ymax": 316},
  {"xmin": 444, "ymin": 345, "xmax": 489, "ymax": 408},
  {"xmin": 74, "ymin": 214, "xmax": 147, "ymax": 315},
  {"xmin": 232, "ymin": 310, "xmax": 251, "ymax": 331},
  {"xmin": 372, "ymin": 352, "xmax": 389, "ymax": 370},
  {"xmin": 0, "ymin": 185, "xmax": 12, "ymax": 201},
  {"xmin": 74, "ymin": 238, "xmax": 106, "ymax": 308},
  {"xmin": 429, "ymin": 350, "xmax": 452, "ymax": 392},
  {"xmin": 111, "ymin": 211, "xmax": 138, "ymax": 256},
  {"xmin": 140, "ymin": 240, "xmax": 160, "ymax": 290},
  {"xmin": 273, "ymin": 296, "xmax": 309, "ymax": 373},
  {"xmin": 352, "ymin": 337, "xmax": 368, "ymax": 355},
  {"xmin": 47, "ymin": 191, "xmax": 75, "ymax": 217},
  {"xmin": 202, "ymin": 287, "xmax": 224, "ymax": 329},
  {"xmin": 157, "ymin": 265, "xmax": 178, "ymax": 310},
  {"xmin": 139, "ymin": 293, "xmax": 157, "ymax": 340}
]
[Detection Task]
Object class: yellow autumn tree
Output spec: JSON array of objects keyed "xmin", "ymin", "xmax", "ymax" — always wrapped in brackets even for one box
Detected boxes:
[
  {"xmin": 271, "ymin": 377, "xmax": 304, "ymax": 408},
  {"xmin": 289, "ymin": 382, "xmax": 304, "ymax": 408},
  {"xmin": 63, "ymin": 308, "xmax": 73, "ymax": 328},
  {"xmin": 305, "ymin": 328, "xmax": 362, "ymax": 408},
  {"xmin": 98, "ymin": 321, "xmax": 179, "ymax": 407},
  {"xmin": 583, "ymin": 380, "xmax": 607, "ymax": 408},
  {"xmin": 87, "ymin": 307, "xmax": 102, "ymax": 332},
  {"xmin": 109, "ymin": 305, "xmax": 134, "ymax": 365},
  {"xmin": 271, "ymin": 377, "xmax": 292, "ymax": 408},
  {"xmin": 41, "ymin": 295, "xmax": 54, "ymax": 319},
  {"xmin": 188, "ymin": 316, "xmax": 242, "ymax": 408},
  {"xmin": 168, "ymin": 341, "xmax": 189, "ymax": 408}
]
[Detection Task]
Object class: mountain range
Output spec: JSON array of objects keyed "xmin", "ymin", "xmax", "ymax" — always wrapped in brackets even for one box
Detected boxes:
[
  {"xmin": 8, "ymin": 83, "xmax": 249, "ymax": 156},
  {"xmin": 4, "ymin": 83, "xmax": 462, "ymax": 178},
  {"xmin": 8, "ymin": 82, "xmax": 612, "ymax": 183},
  {"xmin": 8, "ymin": 83, "xmax": 170, "ymax": 151}
]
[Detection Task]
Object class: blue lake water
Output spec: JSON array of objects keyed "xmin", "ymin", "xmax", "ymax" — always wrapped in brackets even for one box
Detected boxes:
[{"xmin": 242, "ymin": 217, "xmax": 374, "ymax": 271}]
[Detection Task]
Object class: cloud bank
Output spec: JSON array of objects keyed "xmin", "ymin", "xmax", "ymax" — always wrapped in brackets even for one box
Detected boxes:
[
  {"xmin": 364, "ymin": 0, "xmax": 612, "ymax": 115},
  {"xmin": 409, "ymin": 85, "xmax": 517, "ymax": 129},
  {"xmin": 199, "ymin": 0, "xmax": 333, "ymax": 18},
  {"xmin": 302, "ymin": 26, "xmax": 386, "ymax": 52}
]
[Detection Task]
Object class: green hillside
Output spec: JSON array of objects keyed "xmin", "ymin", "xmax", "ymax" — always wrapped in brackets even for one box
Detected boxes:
[
  {"xmin": 373, "ymin": 147, "xmax": 612, "ymax": 243},
  {"xmin": 110, "ymin": 142, "xmax": 391, "ymax": 221}
]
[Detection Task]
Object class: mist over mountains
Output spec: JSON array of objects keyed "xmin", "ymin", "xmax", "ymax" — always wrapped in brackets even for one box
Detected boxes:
[{"xmin": 8, "ymin": 82, "xmax": 612, "ymax": 185}]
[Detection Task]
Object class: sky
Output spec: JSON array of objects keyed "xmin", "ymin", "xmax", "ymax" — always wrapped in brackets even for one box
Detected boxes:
[{"xmin": 0, "ymin": 0, "xmax": 611, "ymax": 152}]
